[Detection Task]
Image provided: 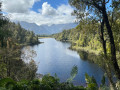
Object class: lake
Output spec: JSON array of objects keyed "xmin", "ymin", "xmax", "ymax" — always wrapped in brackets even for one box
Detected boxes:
[{"xmin": 22, "ymin": 38, "xmax": 105, "ymax": 86}]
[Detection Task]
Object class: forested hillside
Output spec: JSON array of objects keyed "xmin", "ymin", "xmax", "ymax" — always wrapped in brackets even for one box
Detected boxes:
[
  {"xmin": 1, "ymin": 0, "xmax": 120, "ymax": 90},
  {"xmin": 0, "ymin": 3, "xmax": 39, "ymax": 82},
  {"xmin": 53, "ymin": 19, "xmax": 120, "ymax": 71},
  {"xmin": 53, "ymin": 15, "xmax": 120, "ymax": 66},
  {"xmin": 0, "ymin": 21, "xmax": 39, "ymax": 47},
  {"xmin": 52, "ymin": 1, "xmax": 120, "ymax": 88}
]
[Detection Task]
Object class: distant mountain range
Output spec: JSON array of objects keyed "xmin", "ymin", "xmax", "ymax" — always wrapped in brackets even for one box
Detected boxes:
[{"xmin": 18, "ymin": 21, "xmax": 77, "ymax": 35}]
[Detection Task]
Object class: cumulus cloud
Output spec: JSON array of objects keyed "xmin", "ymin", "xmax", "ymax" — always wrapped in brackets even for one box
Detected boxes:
[
  {"xmin": 41, "ymin": 2, "xmax": 57, "ymax": 16},
  {"xmin": 2, "ymin": 0, "xmax": 40, "ymax": 13},
  {"xmin": 57, "ymin": 4, "xmax": 73, "ymax": 15},
  {"xmin": 2, "ymin": 1, "xmax": 75, "ymax": 25}
]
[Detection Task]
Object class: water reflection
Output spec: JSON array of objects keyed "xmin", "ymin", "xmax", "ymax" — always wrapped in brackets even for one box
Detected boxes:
[{"xmin": 22, "ymin": 38, "xmax": 105, "ymax": 86}]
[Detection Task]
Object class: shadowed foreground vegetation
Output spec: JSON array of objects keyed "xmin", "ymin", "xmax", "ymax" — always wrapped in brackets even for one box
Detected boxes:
[
  {"xmin": 1, "ymin": 0, "xmax": 120, "ymax": 90},
  {"xmin": 52, "ymin": 0, "xmax": 120, "ymax": 89},
  {"xmin": 0, "ymin": 66, "xmax": 117, "ymax": 90}
]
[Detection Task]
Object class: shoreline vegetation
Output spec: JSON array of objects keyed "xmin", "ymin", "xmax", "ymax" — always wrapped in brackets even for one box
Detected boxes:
[
  {"xmin": 20, "ymin": 41, "xmax": 42, "ymax": 48},
  {"xmin": 70, "ymin": 46, "xmax": 101, "ymax": 55},
  {"xmin": 1, "ymin": 18, "xmax": 119, "ymax": 90},
  {"xmin": 52, "ymin": 26, "xmax": 120, "ymax": 68},
  {"xmin": 0, "ymin": 36, "xmax": 119, "ymax": 90},
  {"xmin": 54, "ymin": 38, "xmax": 120, "ymax": 67},
  {"xmin": 1, "ymin": 0, "xmax": 120, "ymax": 89},
  {"xmin": 51, "ymin": 13, "xmax": 120, "ymax": 88}
]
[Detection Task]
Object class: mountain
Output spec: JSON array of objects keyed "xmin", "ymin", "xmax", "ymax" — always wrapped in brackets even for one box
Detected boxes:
[{"xmin": 18, "ymin": 21, "xmax": 77, "ymax": 35}]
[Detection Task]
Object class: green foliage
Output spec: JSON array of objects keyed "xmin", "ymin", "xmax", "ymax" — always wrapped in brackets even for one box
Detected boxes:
[
  {"xmin": 53, "ymin": 19, "xmax": 103, "ymax": 53},
  {"xmin": 6, "ymin": 22, "xmax": 39, "ymax": 45},
  {"xmin": 0, "ymin": 73, "xmax": 112, "ymax": 90},
  {"xmin": 67, "ymin": 65, "xmax": 78, "ymax": 83},
  {"xmin": 0, "ymin": 65, "xmax": 87, "ymax": 90},
  {"xmin": 0, "ymin": 64, "xmax": 109, "ymax": 90},
  {"xmin": 0, "ymin": 78, "xmax": 16, "ymax": 90},
  {"xmin": 0, "ymin": 18, "xmax": 39, "ymax": 48},
  {"xmin": 0, "ymin": 10, "xmax": 39, "ymax": 82},
  {"xmin": 0, "ymin": 47, "xmax": 38, "ymax": 81},
  {"xmin": 101, "ymin": 75, "xmax": 106, "ymax": 86},
  {"xmin": 85, "ymin": 73, "xmax": 98, "ymax": 90},
  {"xmin": 53, "ymin": 17, "xmax": 120, "ymax": 67}
]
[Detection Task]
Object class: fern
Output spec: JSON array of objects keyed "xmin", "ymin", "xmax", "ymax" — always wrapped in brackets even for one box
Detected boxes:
[{"xmin": 66, "ymin": 65, "xmax": 78, "ymax": 83}]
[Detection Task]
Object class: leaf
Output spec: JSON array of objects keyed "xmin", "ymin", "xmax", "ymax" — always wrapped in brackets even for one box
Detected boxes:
[
  {"xmin": 66, "ymin": 65, "xmax": 78, "ymax": 83},
  {"xmin": 5, "ymin": 82, "xmax": 15, "ymax": 89},
  {"xmin": 87, "ymin": 83, "xmax": 98, "ymax": 90},
  {"xmin": 0, "ymin": 78, "xmax": 16, "ymax": 87},
  {"xmin": 0, "ymin": 87, "xmax": 7, "ymax": 90},
  {"xmin": 85, "ymin": 73, "xmax": 90, "ymax": 83}
]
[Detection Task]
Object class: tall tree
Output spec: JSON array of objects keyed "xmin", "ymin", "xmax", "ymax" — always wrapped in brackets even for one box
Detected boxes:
[
  {"xmin": 0, "ymin": 2, "xmax": 9, "ymax": 47},
  {"xmin": 69, "ymin": 0, "xmax": 120, "ymax": 79}
]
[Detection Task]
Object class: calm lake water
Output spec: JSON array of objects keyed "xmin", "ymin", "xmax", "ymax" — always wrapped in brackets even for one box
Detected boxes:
[{"xmin": 22, "ymin": 38, "xmax": 105, "ymax": 86}]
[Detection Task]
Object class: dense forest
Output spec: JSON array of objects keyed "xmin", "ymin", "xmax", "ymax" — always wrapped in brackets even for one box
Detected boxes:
[
  {"xmin": 0, "ymin": 0, "xmax": 120, "ymax": 90},
  {"xmin": 0, "ymin": 21, "xmax": 39, "ymax": 47},
  {"xmin": 53, "ymin": 18, "xmax": 120, "ymax": 60},
  {"xmin": 0, "ymin": 1, "xmax": 40, "ymax": 88},
  {"xmin": 52, "ymin": 0, "xmax": 120, "ymax": 90},
  {"xmin": 53, "ymin": 18, "xmax": 120, "ymax": 89}
]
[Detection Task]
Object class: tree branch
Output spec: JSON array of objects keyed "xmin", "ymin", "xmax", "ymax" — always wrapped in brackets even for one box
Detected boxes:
[{"xmin": 105, "ymin": 0, "xmax": 110, "ymax": 4}]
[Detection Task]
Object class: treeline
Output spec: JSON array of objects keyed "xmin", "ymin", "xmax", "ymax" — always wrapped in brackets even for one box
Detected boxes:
[
  {"xmin": 68, "ymin": 1, "xmax": 120, "ymax": 86},
  {"xmin": 0, "ymin": 24, "xmax": 38, "ymax": 81},
  {"xmin": 52, "ymin": 0, "xmax": 120, "ymax": 88},
  {"xmin": 0, "ymin": 2, "xmax": 39, "ymax": 82},
  {"xmin": 53, "ymin": 18, "xmax": 120, "ymax": 64},
  {"xmin": 52, "ymin": 20, "xmax": 103, "ymax": 52},
  {"xmin": 0, "ymin": 21, "xmax": 39, "ymax": 48},
  {"xmin": 9, "ymin": 22, "xmax": 39, "ymax": 45},
  {"xmin": 38, "ymin": 34, "xmax": 51, "ymax": 37}
]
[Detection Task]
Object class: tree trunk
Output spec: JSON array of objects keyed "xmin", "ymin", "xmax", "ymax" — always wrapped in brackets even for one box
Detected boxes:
[
  {"xmin": 100, "ymin": 18, "xmax": 107, "ymax": 56},
  {"xmin": 102, "ymin": 10, "xmax": 120, "ymax": 80},
  {"xmin": 100, "ymin": 18, "xmax": 116, "ymax": 89},
  {"xmin": 7, "ymin": 59, "xmax": 11, "ymax": 77}
]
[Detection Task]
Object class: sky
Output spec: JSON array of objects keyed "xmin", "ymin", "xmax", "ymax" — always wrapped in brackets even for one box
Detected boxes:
[{"xmin": 1, "ymin": 0, "xmax": 76, "ymax": 25}]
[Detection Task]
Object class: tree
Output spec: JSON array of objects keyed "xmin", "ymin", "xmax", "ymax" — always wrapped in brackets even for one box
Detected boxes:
[
  {"xmin": 0, "ymin": 2, "xmax": 10, "ymax": 47},
  {"xmin": 69, "ymin": 0, "xmax": 120, "ymax": 80}
]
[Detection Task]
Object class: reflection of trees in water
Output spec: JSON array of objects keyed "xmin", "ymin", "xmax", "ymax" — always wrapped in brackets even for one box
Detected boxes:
[
  {"xmin": 77, "ymin": 50, "xmax": 118, "ymax": 89},
  {"xmin": 77, "ymin": 50, "xmax": 102, "ymax": 65},
  {"xmin": 21, "ymin": 46, "xmax": 37, "ymax": 63},
  {"xmin": 0, "ymin": 47, "xmax": 37, "ymax": 81},
  {"xmin": 77, "ymin": 51, "xmax": 88, "ymax": 61}
]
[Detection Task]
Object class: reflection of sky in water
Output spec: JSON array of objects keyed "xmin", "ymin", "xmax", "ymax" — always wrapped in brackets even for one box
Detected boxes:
[
  {"xmin": 22, "ymin": 38, "xmax": 105, "ymax": 86},
  {"xmin": 65, "ymin": 49, "xmax": 80, "ymax": 59}
]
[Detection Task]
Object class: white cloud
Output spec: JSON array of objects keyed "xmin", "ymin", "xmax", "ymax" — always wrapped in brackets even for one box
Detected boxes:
[
  {"xmin": 2, "ymin": 1, "xmax": 75, "ymax": 25},
  {"xmin": 57, "ymin": 4, "xmax": 73, "ymax": 15},
  {"xmin": 41, "ymin": 2, "xmax": 57, "ymax": 16},
  {"xmin": 2, "ymin": 0, "xmax": 40, "ymax": 13}
]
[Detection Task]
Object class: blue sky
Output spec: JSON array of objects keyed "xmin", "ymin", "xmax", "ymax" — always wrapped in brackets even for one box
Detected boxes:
[
  {"xmin": 2, "ymin": 0, "xmax": 75, "ymax": 25},
  {"xmin": 32, "ymin": 0, "xmax": 68, "ymax": 12},
  {"xmin": 1, "ymin": 0, "xmax": 113, "ymax": 25}
]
